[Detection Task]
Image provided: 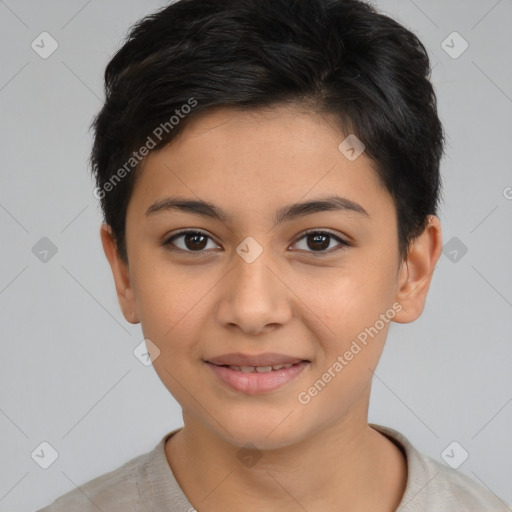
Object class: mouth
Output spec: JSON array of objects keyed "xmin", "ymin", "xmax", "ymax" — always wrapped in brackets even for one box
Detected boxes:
[
  {"xmin": 204, "ymin": 359, "xmax": 310, "ymax": 395},
  {"xmin": 205, "ymin": 352, "xmax": 309, "ymax": 367},
  {"xmin": 209, "ymin": 361, "xmax": 305, "ymax": 372}
]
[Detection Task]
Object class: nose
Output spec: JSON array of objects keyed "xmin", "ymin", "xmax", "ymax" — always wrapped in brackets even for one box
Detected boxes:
[{"xmin": 215, "ymin": 244, "xmax": 292, "ymax": 336}]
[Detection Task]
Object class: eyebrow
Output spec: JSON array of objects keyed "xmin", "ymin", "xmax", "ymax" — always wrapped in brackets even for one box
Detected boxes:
[{"xmin": 145, "ymin": 194, "xmax": 369, "ymax": 224}]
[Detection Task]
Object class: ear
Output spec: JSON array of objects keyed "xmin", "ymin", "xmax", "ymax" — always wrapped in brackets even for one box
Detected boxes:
[
  {"xmin": 100, "ymin": 223, "xmax": 139, "ymax": 324},
  {"xmin": 393, "ymin": 215, "xmax": 443, "ymax": 323}
]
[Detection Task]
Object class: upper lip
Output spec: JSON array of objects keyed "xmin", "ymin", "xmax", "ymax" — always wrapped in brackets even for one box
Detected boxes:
[{"xmin": 205, "ymin": 352, "xmax": 308, "ymax": 367}]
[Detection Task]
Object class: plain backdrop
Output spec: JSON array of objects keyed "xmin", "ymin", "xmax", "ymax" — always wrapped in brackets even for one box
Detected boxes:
[{"xmin": 0, "ymin": 0, "xmax": 511, "ymax": 510}]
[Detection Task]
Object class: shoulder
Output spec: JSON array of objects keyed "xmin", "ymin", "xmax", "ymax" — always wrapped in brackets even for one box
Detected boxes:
[
  {"xmin": 35, "ymin": 446, "xmax": 152, "ymax": 512},
  {"xmin": 371, "ymin": 424, "xmax": 512, "ymax": 512},
  {"xmin": 419, "ymin": 454, "xmax": 511, "ymax": 511}
]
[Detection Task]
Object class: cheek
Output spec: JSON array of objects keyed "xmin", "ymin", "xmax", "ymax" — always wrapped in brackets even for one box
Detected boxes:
[
  {"xmin": 133, "ymin": 263, "xmax": 220, "ymax": 401},
  {"xmin": 133, "ymin": 254, "xmax": 212, "ymax": 338},
  {"xmin": 296, "ymin": 275, "xmax": 395, "ymax": 417},
  {"xmin": 294, "ymin": 260, "xmax": 398, "ymax": 400},
  {"xmin": 138, "ymin": 276, "xmax": 207, "ymax": 401},
  {"xmin": 302, "ymin": 260, "xmax": 397, "ymax": 339}
]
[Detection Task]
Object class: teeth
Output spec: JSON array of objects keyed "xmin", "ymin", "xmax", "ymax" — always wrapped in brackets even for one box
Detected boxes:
[
  {"xmin": 272, "ymin": 363, "xmax": 292, "ymax": 370},
  {"xmin": 227, "ymin": 362, "xmax": 296, "ymax": 372},
  {"xmin": 255, "ymin": 366, "xmax": 273, "ymax": 373}
]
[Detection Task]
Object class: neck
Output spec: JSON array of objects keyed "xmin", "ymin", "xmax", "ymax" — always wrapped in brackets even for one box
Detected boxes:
[{"xmin": 165, "ymin": 411, "xmax": 407, "ymax": 512}]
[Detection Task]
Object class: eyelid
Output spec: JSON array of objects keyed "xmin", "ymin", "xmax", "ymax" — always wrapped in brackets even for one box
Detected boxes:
[
  {"xmin": 290, "ymin": 228, "xmax": 350, "ymax": 253},
  {"xmin": 164, "ymin": 228, "xmax": 221, "ymax": 250},
  {"xmin": 294, "ymin": 228, "xmax": 347, "ymax": 242},
  {"xmin": 164, "ymin": 228, "xmax": 350, "ymax": 255}
]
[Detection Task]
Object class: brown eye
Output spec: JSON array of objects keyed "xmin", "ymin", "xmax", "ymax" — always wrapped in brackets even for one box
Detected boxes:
[
  {"xmin": 291, "ymin": 230, "xmax": 349, "ymax": 254},
  {"xmin": 163, "ymin": 229, "xmax": 349, "ymax": 256},
  {"xmin": 164, "ymin": 230, "xmax": 220, "ymax": 252}
]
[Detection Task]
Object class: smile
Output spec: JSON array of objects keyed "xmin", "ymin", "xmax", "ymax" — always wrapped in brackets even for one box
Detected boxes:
[
  {"xmin": 205, "ymin": 360, "xmax": 309, "ymax": 394},
  {"xmin": 224, "ymin": 363, "xmax": 295, "ymax": 372}
]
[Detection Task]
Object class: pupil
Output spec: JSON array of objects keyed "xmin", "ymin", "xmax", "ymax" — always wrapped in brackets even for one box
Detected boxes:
[
  {"xmin": 308, "ymin": 233, "xmax": 329, "ymax": 251},
  {"xmin": 185, "ymin": 233, "xmax": 207, "ymax": 250},
  {"xmin": 182, "ymin": 233, "xmax": 330, "ymax": 252}
]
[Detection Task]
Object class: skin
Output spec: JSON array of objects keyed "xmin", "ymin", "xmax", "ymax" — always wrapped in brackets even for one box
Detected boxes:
[{"xmin": 101, "ymin": 104, "xmax": 442, "ymax": 511}]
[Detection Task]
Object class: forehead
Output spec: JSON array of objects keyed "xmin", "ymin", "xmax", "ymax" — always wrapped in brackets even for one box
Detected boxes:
[{"xmin": 128, "ymin": 104, "xmax": 393, "ymax": 222}]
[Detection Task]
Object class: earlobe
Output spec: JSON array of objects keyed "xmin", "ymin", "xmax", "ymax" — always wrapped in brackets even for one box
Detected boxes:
[
  {"xmin": 99, "ymin": 223, "xmax": 139, "ymax": 324},
  {"xmin": 393, "ymin": 215, "xmax": 443, "ymax": 324}
]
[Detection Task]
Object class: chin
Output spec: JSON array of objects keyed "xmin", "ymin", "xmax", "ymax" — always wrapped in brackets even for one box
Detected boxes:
[{"xmin": 215, "ymin": 414, "xmax": 310, "ymax": 451}]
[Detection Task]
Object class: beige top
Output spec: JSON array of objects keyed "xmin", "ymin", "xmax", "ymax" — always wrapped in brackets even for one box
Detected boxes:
[{"xmin": 37, "ymin": 424, "xmax": 511, "ymax": 511}]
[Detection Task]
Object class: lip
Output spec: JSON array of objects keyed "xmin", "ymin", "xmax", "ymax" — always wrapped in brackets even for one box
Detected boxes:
[
  {"xmin": 205, "ymin": 352, "xmax": 308, "ymax": 367},
  {"xmin": 205, "ymin": 360, "xmax": 310, "ymax": 395}
]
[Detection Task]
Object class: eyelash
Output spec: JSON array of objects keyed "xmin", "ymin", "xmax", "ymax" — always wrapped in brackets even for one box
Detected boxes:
[{"xmin": 163, "ymin": 229, "xmax": 350, "ymax": 256}]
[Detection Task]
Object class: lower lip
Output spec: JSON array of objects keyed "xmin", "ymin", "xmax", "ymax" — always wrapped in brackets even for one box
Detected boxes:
[{"xmin": 205, "ymin": 361, "xmax": 309, "ymax": 395}]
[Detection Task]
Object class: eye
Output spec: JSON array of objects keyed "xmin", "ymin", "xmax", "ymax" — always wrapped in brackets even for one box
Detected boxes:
[
  {"xmin": 163, "ymin": 230, "xmax": 220, "ymax": 253},
  {"xmin": 163, "ymin": 229, "xmax": 350, "ymax": 255},
  {"xmin": 290, "ymin": 229, "xmax": 350, "ymax": 255}
]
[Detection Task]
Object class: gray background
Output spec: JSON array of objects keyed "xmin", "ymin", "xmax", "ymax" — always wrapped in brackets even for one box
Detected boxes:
[{"xmin": 0, "ymin": 0, "xmax": 511, "ymax": 510}]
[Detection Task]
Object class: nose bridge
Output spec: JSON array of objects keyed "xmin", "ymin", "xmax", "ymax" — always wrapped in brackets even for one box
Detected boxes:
[
  {"xmin": 235, "ymin": 241, "xmax": 275, "ymax": 288},
  {"xmin": 231, "ymin": 237, "xmax": 279, "ymax": 302},
  {"xmin": 215, "ymin": 236, "xmax": 291, "ymax": 333}
]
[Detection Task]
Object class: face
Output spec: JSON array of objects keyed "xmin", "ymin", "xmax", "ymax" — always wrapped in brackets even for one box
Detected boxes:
[{"xmin": 101, "ymin": 104, "xmax": 440, "ymax": 449}]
